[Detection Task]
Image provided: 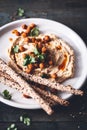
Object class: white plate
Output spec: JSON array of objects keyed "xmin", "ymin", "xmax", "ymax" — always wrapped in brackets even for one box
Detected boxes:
[{"xmin": 0, "ymin": 18, "xmax": 87, "ymax": 109}]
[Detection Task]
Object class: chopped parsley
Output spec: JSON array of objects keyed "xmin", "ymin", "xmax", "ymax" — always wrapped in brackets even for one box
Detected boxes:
[
  {"xmin": 7, "ymin": 123, "xmax": 17, "ymax": 130},
  {"xmin": 23, "ymin": 55, "xmax": 36, "ymax": 66},
  {"xmin": 33, "ymin": 47, "xmax": 46, "ymax": 62},
  {"xmin": 3, "ymin": 90, "xmax": 12, "ymax": 100},
  {"xmin": 18, "ymin": 8, "xmax": 25, "ymax": 17},
  {"xmin": 37, "ymin": 53, "xmax": 45, "ymax": 62},
  {"xmin": 30, "ymin": 27, "xmax": 39, "ymax": 36},
  {"xmin": 41, "ymin": 73, "xmax": 49, "ymax": 78},
  {"xmin": 20, "ymin": 115, "xmax": 31, "ymax": 126},
  {"xmin": 33, "ymin": 47, "xmax": 40, "ymax": 55},
  {"xmin": 13, "ymin": 45, "xmax": 19, "ymax": 53}
]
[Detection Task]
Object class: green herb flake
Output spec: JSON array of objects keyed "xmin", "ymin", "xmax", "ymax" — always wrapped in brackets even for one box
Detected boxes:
[
  {"xmin": 37, "ymin": 54, "xmax": 45, "ymax": 61},
  {"xmin": 20, "ymin": 115, "xmax": 31, "ymax": 126},
  {"xmin": 29, "ymin": 56, "xmax": 36, "ymax": 63},
  {"xmin": 23, "ymin": 58, "xmax": 29, "ymax": 66},
  {"xmin": 3, "ymin": 90, "xmax": 12, "ymax": 100},
  {"xmin": 33, "ymin": 47, "xmax": 40, "ymax": 55},
  {"xmin": 30, "ymin": 27, "xmax": 39, "ymax": 36},
  {"xmin": 10, "ymin": 124, "xmax": 15, "ymax": 129},
  {"xmin": 20, "ymin": 116, "xmax": 23, "ymax": 122},
  {"xmin": 7, "ymin": 123, "xmax": 17, "ymax": 130},
  {"xmin": 13, "ymin": 45, "xmax": 19, "ymax": 53},
  {"xmin": 18, "ymin": 8, "xmax": 24, "ymax": 17},
  {"xmin": 23, "ymin": 55, "xmax": 36, "ymax": 66},
  {"xmin": 41, "ymin": 73, "xmax": 49, "ymax": 79}
]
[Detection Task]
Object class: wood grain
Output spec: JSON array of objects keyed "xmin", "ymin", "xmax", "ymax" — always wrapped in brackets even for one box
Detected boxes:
[{"xmin": 0, "ymin": 0, "xmax": 87, "ymax": 129}]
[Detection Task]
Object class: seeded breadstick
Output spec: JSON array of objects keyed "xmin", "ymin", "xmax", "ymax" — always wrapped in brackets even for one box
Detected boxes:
[
  {"xmin": 0, "ymin": 70, "xmax": 69, "ymax": 107},
  {"xmin": 0, "ymin": 58, "xmax": 53, "ymax": 115},
  {"xmin": 33, "ymin": 86, "xmax": 69, "ymax": 106},
  {"xmin": 8, "ymin": 60, "xmax": 83, "ymax": 96}
]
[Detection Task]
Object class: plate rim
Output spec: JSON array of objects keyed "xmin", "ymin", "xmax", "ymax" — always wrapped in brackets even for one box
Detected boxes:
[{"xmin": 0, "ymin": 18, "xmax": 87, "ymax": 109}]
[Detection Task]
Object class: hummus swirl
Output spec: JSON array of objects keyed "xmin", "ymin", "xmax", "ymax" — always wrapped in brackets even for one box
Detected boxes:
[{"xmin": 8, "ymin": 34, "xmax": 74, "ymax": 82}]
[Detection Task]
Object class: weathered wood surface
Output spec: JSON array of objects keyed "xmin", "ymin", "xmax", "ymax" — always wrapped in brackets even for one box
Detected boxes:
[{"xmin": 0, "ymin": 0, "xmax": 87, "ymax": 129}]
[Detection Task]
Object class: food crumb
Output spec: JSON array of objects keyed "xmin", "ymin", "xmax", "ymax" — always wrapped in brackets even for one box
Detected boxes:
[
  {"xmin": 78, "ymin": 125, "xmax": 80, "ymax": 129},
  {"xmin": 9, "ymin": 38, "xmax": 13, "ymax": 42}
]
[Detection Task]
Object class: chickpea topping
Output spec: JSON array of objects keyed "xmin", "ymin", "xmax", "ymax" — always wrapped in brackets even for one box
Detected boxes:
[
  {"xmin": 30, "ymin": 23, "xmax": 36, "ymax": 29},
  {"xmin": 19, "ymin": 45, "xmax": 25, "ymax": 52},
  {"xmin": 29, "ymin": 52, "xmax": 35, "ymax": 57},
  {"xmin": 56, "ymin": 46, "xmax": 61, "ymax": 50},
  {"xmin": 44, "ymin": 35, "xmax": 51, "ymax": 42},
  {"xmin": 48, "ymin": 60, "xmax": 53, "ymax": 65},
  {"xmin": 12, "ymin": 29, "xmax": 18, "ymax": 34},
  {"xmin": 21, "ymin": 32, "xmax": 27, "ymax": 38},
  {"xmin": 42, "ymin": 47, "xmax": 47, "ymax": 53},
  {"xmin": 25, "ymin": 68, "xmax": 31, "ymax": 74},
  {"xmin": 50, "ymin": 73, "xmax": 57, "ymax": 79},
  {"xmin": 15, "ymin": 31, "xmax": 21, "ymax": 36},
  {"xmin": 24, "ymin": 37, "xmax": 31, "ymax": 42},
  {"xmin": 39, "ymin": 63, "xmax": 45, "ymax": 69},
  {"xmin": 22, "ymin": 24, "xmax": 27, "ymax": 29},
  {"xmin": 28, "ymin": 64, "xmax": 33, "ymax": 71},
  {"xmin": 25, "ymin": 26, "xmax": 31, "ymax": 34}
]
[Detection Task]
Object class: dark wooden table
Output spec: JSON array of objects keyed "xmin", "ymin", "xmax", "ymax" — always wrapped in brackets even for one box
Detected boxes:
[{"xmin": 0, "ymin": 0, "xmax": 87, "ymax": 129}]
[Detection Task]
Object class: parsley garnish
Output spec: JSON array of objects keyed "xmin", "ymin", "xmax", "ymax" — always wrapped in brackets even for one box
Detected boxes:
[
  {"xmin": 33, "ymin": 47, "xmax": 40, "ymax": 55},
  {"xmin": 13, "ymin": 45, "xmax": 19, "ymax": 53},
  {"xmin": 20, "ymin": 115, "xmax": 31, "ymax": 126},
  {"xmin": 18, "ymin": 8, "xmax": 24, "ymax": 17},
  {"xmin": 30, "ymin": 27, "xmax": 39, "ymax": 36},
  {"xmin": 33, "ymin": 47, "xmax": 46, "ymax": 62},
  {"xmin": 3, "ymin": 90, "xmax": 12, "ymax": 100},
  {"xmin": 41, "ymin": 73, "xmax": 49, "ymax": 78},
  {"xmin": 37, "ymin": 54, "xmax": 45, "ymax": 61},
  {"xmin": 7, "ymin": 123, "xmax": 17, "ymax": 130},
  {"xmin": 23, "ymin": 55, "xmax": 36, "ymax": 66}
]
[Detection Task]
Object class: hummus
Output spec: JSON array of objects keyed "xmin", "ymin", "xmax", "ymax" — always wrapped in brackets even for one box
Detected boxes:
[{"xmin": 8, "ymin": 34, "xmax": 74, "ymax": 82}]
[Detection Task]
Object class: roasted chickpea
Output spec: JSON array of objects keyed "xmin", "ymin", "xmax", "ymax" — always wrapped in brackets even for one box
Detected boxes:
[
  {"xmin": 25, "ymin": 68, "xmax": 31, "ymax": 74},
  {"xmin": 30, "ymin": 23, "xmax": 36, "ymax": 29},
  {"xmin": 29, "ymin": 52, "xmax": 35, "ymax": 57},
  {"xmin": 56, "ymin": 46, "xmax": 61, "ymax": 50},
  {"xmin": 41, "ymin": 47, "xmax": 47, "ymax": 53},
  {"xmin": 50, "ymin": 73, "xmax": 57, "ymax": 79},
  {"xmin": 24, "ymin": 37, "xmax": 31, "ymax": 42},
  {"xmin": 39, "ymin": 63, "xmax": 45, "ymax": 69},
  {"xmin": 12, "ymin": 29, "xmax": 18, "ymax": 34},
  {"xmin": 25, "ymin": 26, "xmax": 31, "ymax": 34},
  {"xmin": 22, "ymin": 24, "xmax": 27, "ymax": 29},
  {"xmin": 19, "ymin": 45, "xmax": 25, "ymax": 52},
  {"xmin": 15, "ymin": 31, "xmax": 21, "ymax": 36},
  {"xmin": 28, "ymin": 64, "xmax": 33, "ymax": 71},
  {"xmin": 44, "ymin": 35, "xmax": 51, "ymax": 42},
  {"xmin": 21, "ymin": 32, "xmax": 27, "ymax": 38}
]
